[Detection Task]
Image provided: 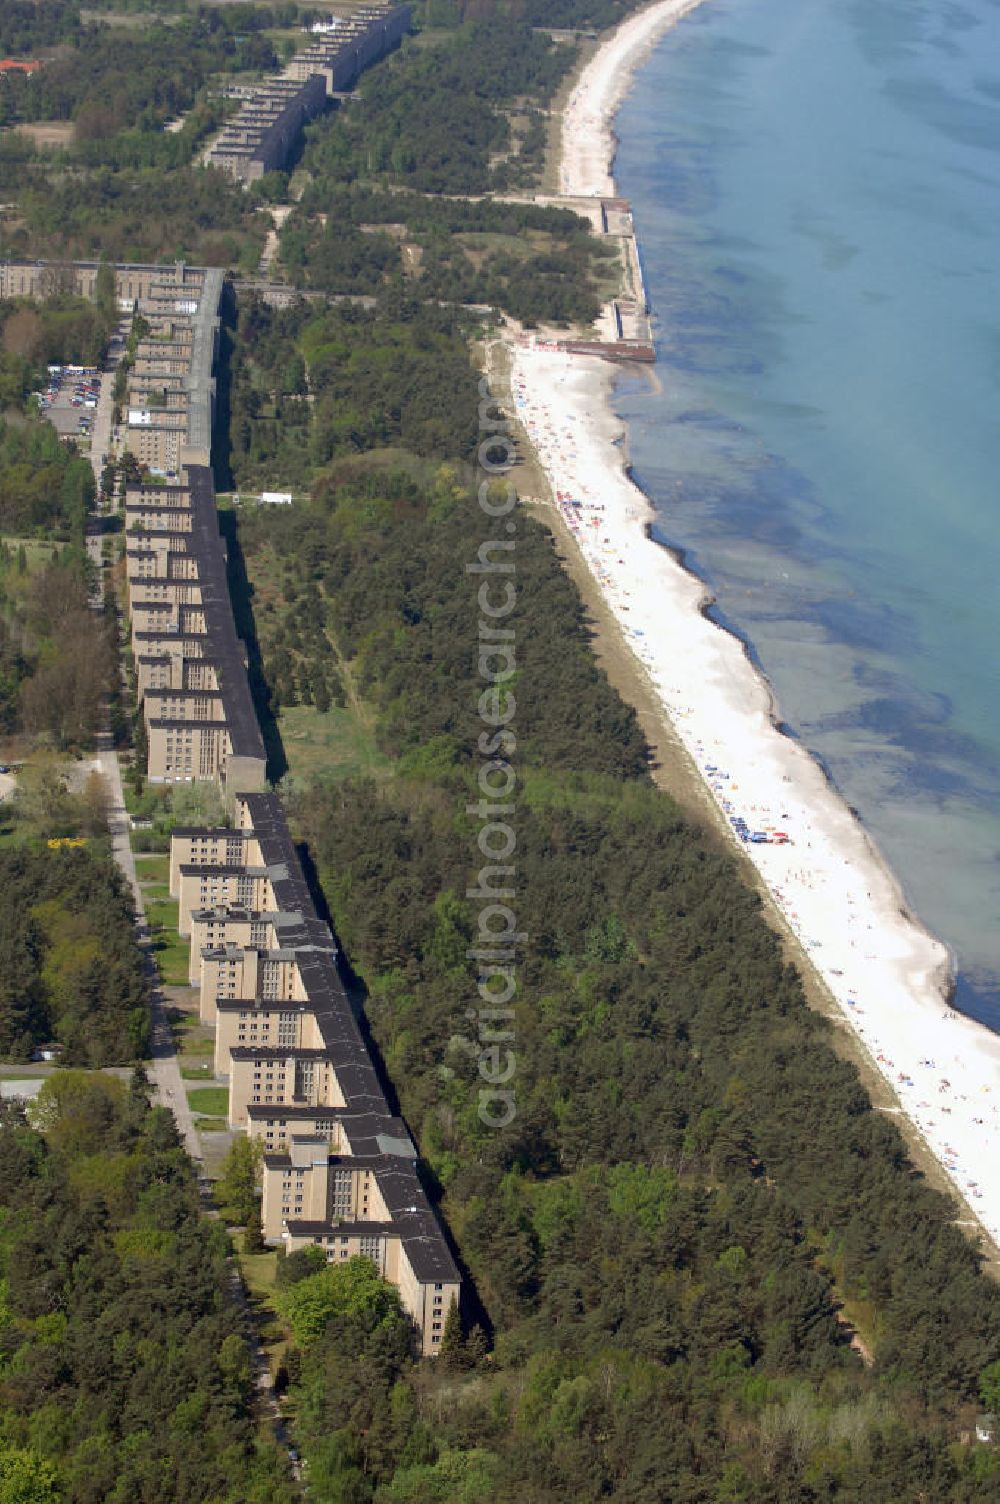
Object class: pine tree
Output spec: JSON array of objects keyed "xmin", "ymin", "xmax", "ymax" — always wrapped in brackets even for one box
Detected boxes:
[
  {"xmin": 438, "ymin": 1296, "xmax": 464, "ymax": 1368},
  {"xmin": 465, "ymin": 1323, "xmax": 489, "ymax": 1367},
  {"xmin": 244, "ymin": 1202, "xmax": 266, "ymax": 1254}
]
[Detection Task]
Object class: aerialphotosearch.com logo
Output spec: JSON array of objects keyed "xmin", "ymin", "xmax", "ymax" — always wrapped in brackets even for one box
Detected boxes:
[{"xmin": 466, "ymin": 373, "xmax": 521, "ymax": 1130}]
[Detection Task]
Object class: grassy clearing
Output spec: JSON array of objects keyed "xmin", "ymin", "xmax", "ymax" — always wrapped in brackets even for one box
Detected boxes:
[
  {"xmin": 134, "ymin": 852, "xmax": 170, "ymax": 886},
  {"xmin": 145, "ymin": 896, "xmax": 190, "ymax": 986},
  {"xmin": 276, "ymin": 703, "xmax": 393, "ymax": 787},
  {"xmin": 187, "ymin": 1086, "xmax": 229, "ymax": 1117},
  {"xmin": 181, "ymin": 1062, "xmax": 215, "ymax": 1080},
  {"xmin": 179, "ymin": 1032, "xmax": 215, "ymax": 1058},
  {"xmin": 175, "ymin": 1004, "xmax": 215, "ymax": 1065},
  {"xmin": 239, "ymin": 1246, "xmax": 279, "ymax": 1297},
  {"xmin": 0, "ymin": 537, "xmax": 68, "ymax": 573},
  {"xmin": 168, "ymin": 1008, "xmax": 205, "ymax": 1063},
  {"xmin": 236, "ymin": 1243, "xmax": 290, "ymax": 1373},
  {"xmin": 199, "ymin": 1131, "xmax": 236, "ymax": 1178}
]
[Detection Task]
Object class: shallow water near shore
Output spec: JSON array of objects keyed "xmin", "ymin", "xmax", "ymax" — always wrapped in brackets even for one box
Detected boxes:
[{"xmin": 612, "ymin": 0, "xmax": 1000, "ymax": 1029}]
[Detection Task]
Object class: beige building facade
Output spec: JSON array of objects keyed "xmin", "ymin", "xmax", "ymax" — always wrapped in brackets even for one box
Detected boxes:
[
  {"xmin": 227, "ymin": 1047, "xmax": 347, "ymax": 1127},
  {"xmin": 213, "ymin": 997, "xmax": 324, "ymax": 1071}
]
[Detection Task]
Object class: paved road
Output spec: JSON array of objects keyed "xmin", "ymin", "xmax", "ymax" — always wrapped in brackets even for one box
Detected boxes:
[{"xmin": 95, "ymin": 732, "xmax": 202, "ymax": 1161}]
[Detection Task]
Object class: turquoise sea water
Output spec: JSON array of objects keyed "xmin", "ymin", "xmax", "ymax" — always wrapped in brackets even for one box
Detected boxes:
[{"xmin": 613, "ymin": 0, "xmax": 1000, "ymax": 1027}]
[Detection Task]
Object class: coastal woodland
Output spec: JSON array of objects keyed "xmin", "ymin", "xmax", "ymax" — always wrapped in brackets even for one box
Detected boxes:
[
  {"xmin": 0, "ymin": 0, "xmax": 995, "ymax": 1500},
  {"xmin": 0, "ymin": 843, "xmax": 149, "ymax": 1062},
  {"xmin": 0, "ymin": 1077, "xmax": 295, "ymax": 1503},
  {"xmin": 218, "ymin": 292, "xmax": 481, "ymax": 493},
  {"xmin": 208, "ymin": 8, "xmax": 1000, "ymax": 1498},
  {"xmin": 0, "ymin": 0, "xmax": 278, "ymax": 267},
  {"xmin": 0, "ymin": 443, "xmax": 109, "ymax": 746},
  {"xmin": 229, "ymin": 473, "xmax": 1000, "ymax": 1501}
]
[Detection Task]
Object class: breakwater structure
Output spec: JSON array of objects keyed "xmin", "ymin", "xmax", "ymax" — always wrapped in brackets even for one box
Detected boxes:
[
  {"xmin": 4, "ymin": 253, "xmax": 462, "ymax": 1355},
  {"xmin": 498, "ymin": 191, "xmax": 656, "ymax": 362},
  {"xmin": 205, "ymin": 3, "xmax": 412, "ymax": 184}
]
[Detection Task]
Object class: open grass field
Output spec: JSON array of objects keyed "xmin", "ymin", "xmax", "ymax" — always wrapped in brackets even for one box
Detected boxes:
[
  {"xmin": 187, "ymin": 1085, "xmax": 228, "ymax": 1117},
  {"xmin": 7, "ymin": 122, "xmax": 76, "ymax": 150},
  {"xmin": 181, "ymin": 1061, "xmax": 215, "ymax": 1080},
  {"xmin": 134, "ymin": 851, "xmax": 170, "ymax": 886},
  {"xmin": 276, "ymin": 703, "xmax": 393, "ymax": 787},
  {"xmin": 144, "ymin": 893, "xmax": 190, "ymax": 986},
  {"xmin": 239, "ymin": 1246, "xmax": 279, "ymax": 1298}
]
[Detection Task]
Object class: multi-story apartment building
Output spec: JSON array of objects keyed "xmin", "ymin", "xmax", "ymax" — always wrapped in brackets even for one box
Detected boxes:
[
  {"xmin": 169, "ymin": 826, "xmax": 262, "ymax": 893},
  {"xmin": 3, "ymin": 242, "xmax": 462, "ymax": 1357},
  {"xmin": 201, "ymin": 943, "xmax": 309, "ymax": 1022},
  {"xmin": 213, "ymin": 995, "xmax": 325, "ymax": 1072},
  {"xmin": 205, "ymin": 5, "xmax": 411, "ymax": 182},
  {"xmin": 0, "ymin": 258, "xmax": 205, "ymax": 307},
  {"xmin": 169, "ymin": 792, "xmax": 461, "ymax": 1353},
  {"xmin": 284, "ymin": 5, "xmax": 412, "ymax": 95},
  {"xmin": 206, "ymin": 73, "xmax": 327, "ymax": 182},
  {"xmin": 228, "ymin": 1046, "xmax": 347, "ymax": 1126},
  {"xmin": 126, "ymin": 465, "xmax": 266, "ymax": 792},
  {"xmin": 246, "ymin": 1103, "xmax": 409, "ymax": 1155},
  {"xmin": 274, "ymin": 1147, "xmax": 461, "ymax": 1355},
  {"xmin": 176, "ymin": 864, "xmax": 277, "ymax": 936}
]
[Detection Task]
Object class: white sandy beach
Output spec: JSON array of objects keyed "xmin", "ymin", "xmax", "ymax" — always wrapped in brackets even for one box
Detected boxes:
[
  {"xmin": 560, "ymin": 0, "xmax": 708, "ymax": 197},
  {"xmin": 512, "ymin": 2, "xmax": 1000, "ymax": 1246}
]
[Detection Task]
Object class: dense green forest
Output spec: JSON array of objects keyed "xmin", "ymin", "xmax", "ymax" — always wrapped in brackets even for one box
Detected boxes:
[
  {"xmin": 0, "ymin": 151, "xmax": 267, "ymax": 269},
  {"xmin": 0, "ymin": 841, "xmax": 148, "ymax": 1062},
  {"xmin": 0, "ymin": 4, "xmax": 281, "ymax": 137},
  {"xmin": 280, "ymin": 186, "xmax": 613, "ymax": 326},
  {"xmin": 0, "ymin": 1077, "xmax": 295, "ymax": 1501},
  {"xmin": 0, "ymin": 0, "xmax": 82, "ymax": 54},
  {"xmin": 0, "ymin": 549, "xmax": 112, "ymax": 745},
  {"xmin": 292, "ymin": 16, "xmax": 573, "ymax": 196},
  {"xmin": 0, "ymin": 0, "xmax": 279, "ymax": 265},
  {"xmin": 0, "ymin": 428, "xmax": 94, "ymax": 536},
  {"xmin": 1, "ymin": 291, "xmax": 116, "ymax": 376},
  {"xmin": 0, "ymin": 342, "xmax": 107, "ymax": 746},
  {"xmin": 0, "ymin": 309, "xmax": 111, "ymax": 748},
  {"xmin": 231, "ymin": 470, "xmax": 1000, "ymax": 1500},
  {"xmin": 222, "ymin": 292, "xmax": 480, "ymax": 491}
]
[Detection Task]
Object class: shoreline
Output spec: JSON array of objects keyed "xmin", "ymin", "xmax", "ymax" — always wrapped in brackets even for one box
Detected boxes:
[
  {"xmin": 559, "ymin": 0, "xmax": 710, "ymax": 197},
  {"xmin": 633, "ymin": 486, "xmax": 964, "ymax": 998},
  {"xmin": 505, "ymin": 1, "xmax": 1000, "ymax": 1254},
  {"xmin": 638, "ymin": 513, "xmax": 951, "ymax": 976}
]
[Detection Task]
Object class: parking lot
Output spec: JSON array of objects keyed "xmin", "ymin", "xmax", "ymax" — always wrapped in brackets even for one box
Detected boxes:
[{"xmin": 36, "ymin": 364, "xmax": 106, "ymax": 442}]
